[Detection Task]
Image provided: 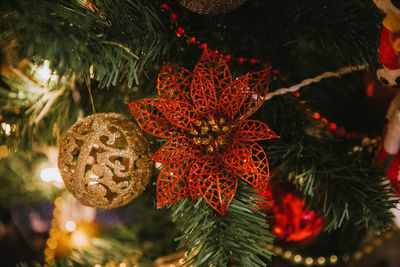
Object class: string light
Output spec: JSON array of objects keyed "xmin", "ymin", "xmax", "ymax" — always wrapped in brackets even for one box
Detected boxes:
[
  {"xmin": 44, "ymin": 196, "xmax": 96, "ymax": 264},
  {"xmin": 46, "ymin": 196, "xmax": 142, "ymax": 266},
  {"xmin": 267, "ymin": 229, "xmax": 397, "ymax": 266},
  {"xmin": 45, "ymin": 197, "xmax": 63, "ymax": 264}
]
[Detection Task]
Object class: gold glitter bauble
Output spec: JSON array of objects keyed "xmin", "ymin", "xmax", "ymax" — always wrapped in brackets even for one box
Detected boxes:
[
  {"xmin": 58, "ymin": 113, "xmax": 153, "ymax": 209},
  {"xmin": 180, "ymin": 0, "xmax": 246, "ymax": 15}
]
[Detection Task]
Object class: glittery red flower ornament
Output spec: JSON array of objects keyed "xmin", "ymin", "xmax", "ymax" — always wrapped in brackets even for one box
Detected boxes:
[
  {"xmin": 259, "ymin": 188, "xmax": 324, "ymax": 243},
  {"xmin": 128, "ymin": 49, "xmax": 278, "ymax": 215}
]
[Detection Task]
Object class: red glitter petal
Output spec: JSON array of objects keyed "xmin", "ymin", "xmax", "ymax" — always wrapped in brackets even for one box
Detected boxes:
[
  {"xmin": 157, "ymin": 65, "xmax": 192, "ymax": 101},
  {"xmin": 222, "ymin": 142, "xmax": 254, "ymax": 173},
  {"xmin": 191, "ymin": 67, "xmax": 218, "ymax": 115},
  {"xmin": 235, "ymin": 120, "xmax": 278, "ymax": 141},
  {"xmin": 160, "ymin": 99, "xmax": 199, "ymax": 131},
  {"xmin": 191, "ymin": 49, "xmax": 232, "ymax": 115},
  {"xmin": 190, "ymin": 158, "xmax": 237, "ymax": 215},
  {"xmin": 152, "ymin": 136, "xmax": 200, "ymax": 164},
  {"xmin": 157, "ymin": 163, "xmax": 190, "ymax": 208},
  {"xmin": 219, "ymin": 74, "xmax": 249, "ymax": 118},
  {"xmin": 237, "ymin": 68, "xmax": 271, "ymax": 120},
  {"xmin": 238, "ymin": 142, "xmax": 269, "ymax": 190},
  {"xmin": 128, "ymin": 99, "xmax": 181, "ymax": 139}
]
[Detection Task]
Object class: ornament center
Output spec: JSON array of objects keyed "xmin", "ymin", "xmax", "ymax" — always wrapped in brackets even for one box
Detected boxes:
[{"xmin": 190, "ymin": 117, "xmax": 233, "ymax": 153}]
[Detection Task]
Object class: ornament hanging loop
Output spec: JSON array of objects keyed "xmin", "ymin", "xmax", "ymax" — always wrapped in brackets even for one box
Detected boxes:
[{"xmin": 84, "ymin": 75, "xmax": 96, "ymax": 114}]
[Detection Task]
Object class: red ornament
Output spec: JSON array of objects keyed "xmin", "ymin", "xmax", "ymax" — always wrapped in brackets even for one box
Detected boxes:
[
  {"xmin": 189, "ymin": 37, "xmax": 196, "ymax": 44},
  {"xmin": 372, "ymin": 3, "xmax": 400, "ymax": 87},
  {"xmin": 171, "ymin": 13, "xmax": 178, "ymax": 22},
  {"xmin": 199, "ymin": 43, "xmax": 208, "ymax": 50},
  {"xmin": 128, "ymin": 49, "xmax": 278, "ymax": 215},
  {"xmin": 224, "ymin": 55, "xmax": 232, "ymax": 62},
  {"xmin": 249, "ymin": 58, "xmax": 257, "ymax": 65},
  {"xmin": 161, "ymin": 4, "xmax": 170, "ymax": 10},
  {"xmin": 176, "ymin": 27, "xmax": 185, "ymax": 37},
  {"xmin": 259, "ymin": 188, "xmax": 324, "ymax": 243},
  {"xmin": 378, "ymin": 24, "xmax": 400, "ymax": 70}
]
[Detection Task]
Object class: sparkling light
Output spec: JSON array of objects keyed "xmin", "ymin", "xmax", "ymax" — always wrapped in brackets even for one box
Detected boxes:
[
  {"xmin": 294, "ymin": 255, "xmax": 302, "ymax": 263},
  {"xmin": 1, "ymin": 122, "xmax": 11, "ymax": 136},
  {"xmin": 329, "ymin": 255, "xmax": 338, "ymax": 264},
  {"xmin": 40, "ymin": 168, "xmax": 62, "ymax": 183},
  {"xmin": 70, "ymin": 230, "xmax": 90, "ymax": 248},
  {"xmin": 305, "ymin": 257, "xmax": 314, "ymax": 266},
  {"xmin": 65, "ymin": 220, "xmax": 77, "ymax": 232},
  {"xmin": 33, "ymin": 60, "xmax": 58, "ymax": 81},
  {"xmin": 317, "ymin": 256, "xmax": 326, "ymax": 265}
]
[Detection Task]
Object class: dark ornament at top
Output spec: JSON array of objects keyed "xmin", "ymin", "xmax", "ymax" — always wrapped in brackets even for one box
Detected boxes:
[{"xmin": 179, "ymin": 0, "xmax": 246, "ymax": 15}]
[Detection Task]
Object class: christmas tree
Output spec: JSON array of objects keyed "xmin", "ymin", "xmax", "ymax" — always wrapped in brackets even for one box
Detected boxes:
[{"xmin": 1, "ymin": 0, "xmax": 400, "ymax": 266}]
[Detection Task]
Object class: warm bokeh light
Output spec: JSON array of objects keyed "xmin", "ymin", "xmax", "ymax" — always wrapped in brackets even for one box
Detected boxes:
[
  {"xmin": 40, "ymin": 167, "xmax": 62, "ymax": 183},
  {"xmin": 65, "ymin": 220, "xmax": 77, "ymax": 232},
  {"xmin": 70, "ymin": 229, "xmax": 90, "ymax": 248},
  {"xmin": 32, "ymin": 60, "xmax": 58, "ymax": 81},
  {"xmin": 1, "ymin": 122, "xmax": 11, "ymax": 136}
]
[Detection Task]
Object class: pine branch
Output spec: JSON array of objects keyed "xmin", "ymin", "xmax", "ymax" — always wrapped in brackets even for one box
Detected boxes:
[
  {"xmin": 177, "ymin": 0, "xmax": 381, "ymax": 69},
  {"xmin": 1, "ymin": 0, "xmax": 176, "ymax": 88},
  {"xmin": 0, "ymin": 150, "xmax": 58, "ymax": 205},
  {"xmin": 0, "ymin": 69, "xmax": 79, "ymax": 149},
  {"xmin": 170, "ymin": 182, "xmax": 274, "ymax": 267},
  {"xmin": 262, "ymin": 95, "xmax": 395, "ymax": 233}
]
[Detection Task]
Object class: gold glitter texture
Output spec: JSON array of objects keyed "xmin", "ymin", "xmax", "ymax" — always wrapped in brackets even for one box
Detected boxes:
[
  {"xmin": 180, "ymin": 0, "xmax": 246, "ymax": 15},
  {"xmin": 58, "ymin": 113, "xmax": 152, "ymax": 209}
]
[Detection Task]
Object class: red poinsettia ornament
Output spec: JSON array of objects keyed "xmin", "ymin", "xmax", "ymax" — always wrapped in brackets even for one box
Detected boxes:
[{"xmin": 128, "ymin": 49, "xmax": 277, "ymax": 215}]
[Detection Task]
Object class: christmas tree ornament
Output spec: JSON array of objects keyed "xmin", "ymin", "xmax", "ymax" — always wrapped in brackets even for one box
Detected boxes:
[
  {"xmin": 376, "ymin": 91, "xmax": 400, "ymax": 196},
  {"xmin": 179, "ymin": 0, "xmax": 246, "ymax": 15},
  {"xmin": 58, "ymin": 113, "xmax": 152, "ymax": 209},
  {"xmin": 373, "ymin": 0, "xmax": 400, "ymax": 87},
  {"xmin": 128, "ymin": 48, "xmax": 277, "ymax": 215},
  {"xmin": 259, "ymin": 188, "xmax": 324, "ymax": 243}
]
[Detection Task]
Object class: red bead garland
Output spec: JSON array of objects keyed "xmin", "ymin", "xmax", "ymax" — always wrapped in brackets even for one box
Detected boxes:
[{"xmin": 293, "ymin": 92, "xmax": 368, "ymax": 140}]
